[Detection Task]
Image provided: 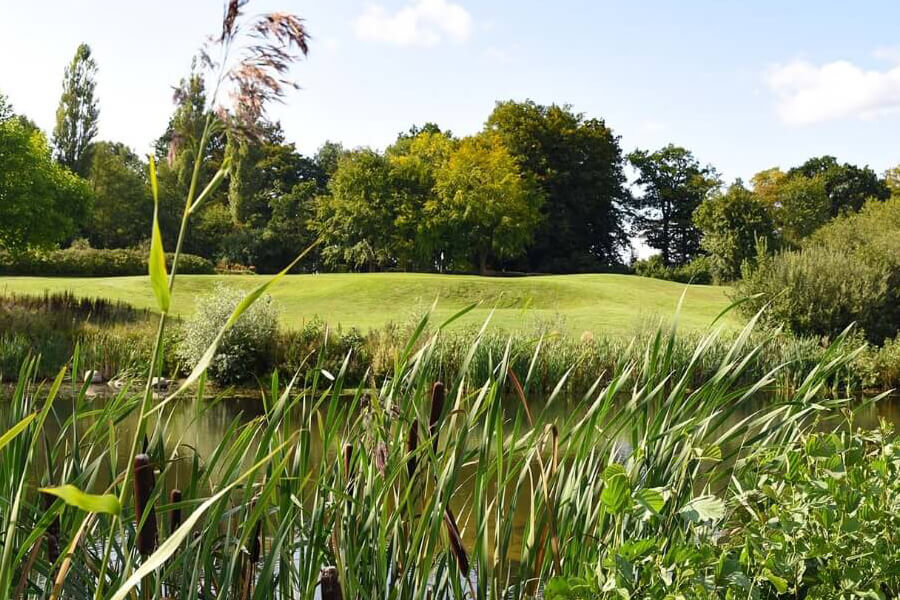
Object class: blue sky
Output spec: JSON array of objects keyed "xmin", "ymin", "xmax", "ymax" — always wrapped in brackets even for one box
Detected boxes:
[{"xmin": 2, "ymin": 0, "xmax": 900, "ymax": 184}]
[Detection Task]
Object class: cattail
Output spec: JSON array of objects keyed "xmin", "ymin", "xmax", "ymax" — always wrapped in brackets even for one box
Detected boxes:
[
  {"xmin": 343, "ymin": 443, "xmax": 354, "ymax": 509},
  {"xmin": 320, "ymin": 566, "xmax": 342, "ymax": 600},
  {"xmin": 443, "ymin": 508, "xmax": 469, "ymax": 576},
  {"xmin": 42, "ymin": 493, "xmax": 60, "ymax": 563},
  {"xmin": 428, "ymin": 382, "xmax": 445, "ymax": 451},
  {"xmin": 248, "ymin": 504, "xmax": 262, "ymax": 564},
  {"xmin": 406, "ymin": 420, "xmax": 419, "ymax": 479},
  {"xmin": 133, "ymin": 454, "xmax": 158, "ymax": 556},
  {"xmin": 169, "ymin": 489, "xmax": 182, "ymax": 534}
]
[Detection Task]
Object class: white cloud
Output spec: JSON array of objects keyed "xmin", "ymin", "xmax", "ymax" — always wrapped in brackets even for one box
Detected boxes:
[
  {"xmin": 354, "ymin": 0, "xmax": 472, "ymax": 47},
  {"xmin": 765, "ymin": 58, "xmax": 900, "ymax": 125},
  {"xmin": 873, "ymin": 46, "xmax": 900, "ymax": 63}
]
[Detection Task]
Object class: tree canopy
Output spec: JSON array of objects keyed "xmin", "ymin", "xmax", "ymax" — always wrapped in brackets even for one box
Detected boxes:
[{"xmin": 52, "ymin": 43, "xmax": 99, "ymax": 176}]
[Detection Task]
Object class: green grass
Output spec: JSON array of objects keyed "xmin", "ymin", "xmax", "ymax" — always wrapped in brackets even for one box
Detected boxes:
[{"xmin": 0, "ymin": 273, "xmax": 739, "ymax": 336}]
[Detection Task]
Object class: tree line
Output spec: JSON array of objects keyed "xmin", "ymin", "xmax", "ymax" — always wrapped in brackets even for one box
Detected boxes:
[{"xmin": 1, "ymin": 43, "xmax": 896, "ymax": 277}]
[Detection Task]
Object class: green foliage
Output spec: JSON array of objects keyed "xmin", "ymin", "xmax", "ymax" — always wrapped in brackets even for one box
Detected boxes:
[
  {"xmin": 736, "ymin": 198, "xmax": 900, "ymax": 343},
  {"xmin": 0, "ymin": 118, "xmax": 92, "ymax": 251},
  {"xmin": 177, "ymin": 284, "xmax": 278, "ymax": 383},
  {"xmin": 628, "ymin": 144, "xmax": 720, "ymax": 266},
  {"xmin": 0, "ymin": 245, "xmax": 213, "ymax": 276},
  {"xmin": 83, "ymin": 141, "xmax": 152, "ymax": 248},
  {"xmin": 789, "ymin": 154, "xmax": 890, "ymax": 216},
  {"xmin": 52, "ymin": 43, "xmax": 99, "ymax": 176},
  {"xmin": 486, "ymin": 99, "xmax": 631, "ymax": 271},
  {"xmin": 434, "ymin": 132, "xmax": 543, "ymax": 273},
  {"xmin": 633, "ymin": 253, "xmax": 713, "ymax": 284},
  {"xmin": 694, "ymin": 180, "xmax": 777, "ymax": 282}
]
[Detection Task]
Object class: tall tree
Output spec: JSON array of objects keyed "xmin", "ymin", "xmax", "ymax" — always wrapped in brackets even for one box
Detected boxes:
[
  {"xmin": 0, "ymin": 119, "xmax": 91, "ymax": 251},
  {"xmin": 752, "ymin": 168, "xmax": 831, "ymax": 247},
  {"xmin": 628, "ymin": 145, "xmax": 719, "ymax": 266},
  {"xmin": 486, "ymin": 100, "xmax": 630, "ymax": 272},
  {"xmin": 434, "ymin": 133, "xmax": 543, "ymax": 274},
  {"xmin": 694, "ymin": 180, "xmax": 776, "ymax": 282},
  {"xmin": 0, "ymin": 91, "xmax": 12, "ymax": 123},
  {"xmin": 52, "ymin": 43, "xmax": 99, "ymax": 175},
  {"xmin": 788, "ymin": 156, "xmax": 889, "ymax": 216},
  {"xmin": 83, "ymin": 141, "xmax": 152, "ymax": 248}
]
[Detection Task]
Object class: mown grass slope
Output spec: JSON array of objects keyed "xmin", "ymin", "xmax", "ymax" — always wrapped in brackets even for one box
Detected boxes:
[{"xmin": 0, "ymin": 273, "xmax": 740, "ymax": 336}]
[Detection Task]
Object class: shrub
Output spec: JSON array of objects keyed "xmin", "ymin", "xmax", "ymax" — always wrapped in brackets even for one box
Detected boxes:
[
  {"xmin": 0, "ymin": 246, "xmax": 214, "ymax": 276},
  {"xmin": 177, "ymin": 284, "xmax": 279, "ymax": 384},
  {"xmin": 735, "ymin": 199, "xmax": 900, "ymax": 344},
  {"xmin": 632, "ymin": 254, "xmax": 712, "ymax": 284}
]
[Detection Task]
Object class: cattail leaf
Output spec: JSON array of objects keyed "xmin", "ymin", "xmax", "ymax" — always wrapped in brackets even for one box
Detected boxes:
[
  {"xmin": 0, "ymin": 413, "xmax": 36, "ymax": 453},
  {"xmin": 38, "ymin": 485, "xmax": 121, "ymax": 516},
  {"xmin": 109, "ymin": 440, "xmax": 291, "ymax": 600},
  {"xmin": 188, "ymin": 157, "xmax": 231, "ymax": 214},
  {"xmin": 148, "ymin": 155, "xmax": 170, "ymax": 313},
  {"xmin": 149, "ymin": 241, "xmax": 319, "ymax": 413}
]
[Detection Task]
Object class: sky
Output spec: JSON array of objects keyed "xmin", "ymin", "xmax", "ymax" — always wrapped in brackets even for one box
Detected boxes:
[{"xmin": 2, "ymin": 0, "xmax": 900, "ymax": 185}]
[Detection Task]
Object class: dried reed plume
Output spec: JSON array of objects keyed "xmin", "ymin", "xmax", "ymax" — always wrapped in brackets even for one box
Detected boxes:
[{"xmin": 133, "ymin": 454, "xmax": 158, "ymax": 557}]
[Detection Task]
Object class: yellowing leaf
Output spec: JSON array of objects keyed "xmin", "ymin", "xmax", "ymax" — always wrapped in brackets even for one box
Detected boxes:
[
  {"xmin": 39, "ymin": 485, "xmax": 121, "ymax": 516},
  {"xmin": 148, "ymin": 155, "xmax": 170, "ymax": 313},
  {"xmin": 0, "ymin": 413, "xmax": 36, "ymax": 453}
]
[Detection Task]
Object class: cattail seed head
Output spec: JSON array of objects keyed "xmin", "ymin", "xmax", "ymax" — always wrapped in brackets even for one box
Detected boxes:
[
  {"xmin": 320, "ymin": 566, "xmax": 342, "ymax": 600},
  {"xmin": 406, "ymin": 420, "xmax": 419, "ymax": 479},
  {"xmin": 444, "ymin": 508, "xmax": 469, "ymax": 576},
  {"xmin": 169, "ymin": 489, "xmax": 182, "ymax": 534},
  {"xmin": 133, "ymin": 454, "xmax": 158, "ymax": 557},
  {"xmin": 429, "ymin": 382, "xmax": 445, "ymax": 451},
  {"xmin": 42, "ymin": 493, "xmax": 61, "ymax": 563}
]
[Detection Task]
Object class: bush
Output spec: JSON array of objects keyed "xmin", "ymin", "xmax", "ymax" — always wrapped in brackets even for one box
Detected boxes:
[
  {"xmin": 735, "ymin": 199, "xmax": 900, "ymax": 344},
  {"xmin": 0, "ymin": 246, "xmax": 214, "ymax": 276},
  {"xmin": 177, "ymin": 284, "xmax": 279, "ymax": 384},
  {"xmin": 632, "ymin": 254, "xmax": 712, "ymax": 284}
]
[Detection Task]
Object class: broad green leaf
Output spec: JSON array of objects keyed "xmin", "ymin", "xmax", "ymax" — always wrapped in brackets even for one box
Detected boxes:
[
  {"xmin": 680, "ymin": 495, "xmax": 725, "ymax": 524},
  {"xmin": 601, "ymin": 464, "xmax": 630, "ymax": 514},
  {"xmin": 39, "ymin": 485, "xmax": 121, "ymax": 516},
  {"xmin": 148, "ymin": 155, "xmax": 170, "ymax": 312},
  {"xmin": 762, "ymin": 568, "xmax": 788, "ymax": 593},
  {"xmin": 634, "ymin": 487, "xmax": 666, "ymax": 516},
  {"xmin": 0, "ymin": 413, "xmax": 36, "ymax": 453}
]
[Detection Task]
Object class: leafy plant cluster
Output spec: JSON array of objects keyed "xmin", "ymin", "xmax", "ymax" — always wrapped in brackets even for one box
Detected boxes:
[
  {"xmin": 0, "ymin": 245, "xmax": 213, "ymax": 276},
  {"xmin": 546, "ymin": 418, "xmax": 900, "ymax": 599}
]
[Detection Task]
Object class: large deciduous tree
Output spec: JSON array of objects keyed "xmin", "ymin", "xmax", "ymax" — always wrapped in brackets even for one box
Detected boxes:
[
  {"xmin": 0, "ymin": 119, "xmax": 91, "ymax": 251},
  {"xmin": 628, "ymin": 145, "xmax": 719, "ymax": 266},
  {"xmin": 83, "ymin": 141, "xmax": 152, "ymax": 248},
  {"xmin": 434, "ymin": 133, "xmax": 543, "ymax": 274},
  {"xmin": 52, "ymin": 43, "xmax": 99, "ymax": 176},
  {"xmin": 788, "ymin": 156, "xmax": 889, "ymax": 216},
  {"xmin": 752, "ymin": 168, "xmax": 831, "ymax": 248},
  {"xmin": 486, "ymin": 100, "xmax": 630, "ymax": 272},
  {"xmin": 694, "ymin": 181, "xmax": 776, "ymax": 282}
]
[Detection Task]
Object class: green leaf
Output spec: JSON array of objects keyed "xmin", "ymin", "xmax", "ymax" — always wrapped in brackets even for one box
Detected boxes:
[
  {"xmin": 680, "ymin": 495, "xmax": 725, "ymax": 524},
  {"xmin": 762, "ymin": 568, "xmax": 788, "ymax": 593},
  {"xmin": 601, "ymin": 464, "xmax": 631, "ymax": 514},
  {"xmin": 0, "ymin": 413, "xmax": 36, "ymax": 453},
  {"xmin": 148, "ymin": 154, "xmax": 170, "ymax": 313},
  {"xmin": 109, "ymin": 440, "xmax": 291, "ymax": 600},
  {"xmin": 634, "ymin": 487, "xmax": 666, "ymax": 516},
  {"xmin": 39, "ymin": 485, "xmax": 121, "ymax": 516}
]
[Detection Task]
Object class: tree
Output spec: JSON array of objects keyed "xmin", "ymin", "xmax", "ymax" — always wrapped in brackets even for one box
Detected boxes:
[
  {"xmin": 314, "ymin": 141, "xmax": 346, "ymax": 180},
  {"xmin": 434, "ymin": 133, "xmax": 543, "ymax": 274},
  {"xmin": 628, "ymin": 145, "xmax": 719, "ymax": 266},
  {"xmin": 313, "ymin": 149, "xmax": 398, "ymax": 271},
  {"xmin": 694, "ymin": 181, "xmax": 776, "ymax": 282},
  {"xmin": 884, "ymin": 164, "xmax": 900, "ymax": 198},
  {"xmin": 486, "ymin": 100, "xmax": 630, "ymax": 272},
  {"xmin": 83, "ymin": 141, "xmax": 152, "ymax": 248},
  {"xmin": 788, "ymin": 156, "xmax": 889, "ymax": 216},
  {"xmin": 752, "ymin": 168, "xmax": 830, "ymax": 247},
  {"xmin": 0, "ymin": 91, "xmax": 11, "ymax": 123},
  {"xmin": 52, "ymin": 43, "xmax": 99, "ymax": 175},
  {"xmin": 0, "ymin": 119, "xmax": 91, "ymax": 251}
]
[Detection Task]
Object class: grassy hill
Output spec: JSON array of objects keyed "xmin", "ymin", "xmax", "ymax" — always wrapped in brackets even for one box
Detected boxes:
[{"xmin": 0, "ymin": 273, "xmax": 740, "ymax": 336}]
